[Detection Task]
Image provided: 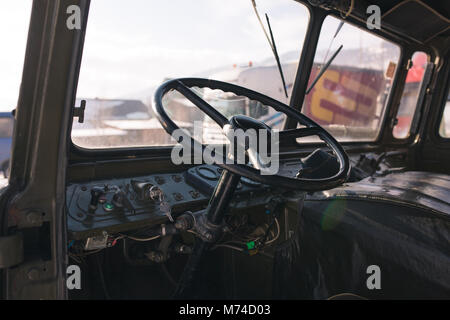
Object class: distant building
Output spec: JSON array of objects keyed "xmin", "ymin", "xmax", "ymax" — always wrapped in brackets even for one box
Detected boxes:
[{"xmin": 71, "ymin": 98, "xmax": 174, "ymax": 147}]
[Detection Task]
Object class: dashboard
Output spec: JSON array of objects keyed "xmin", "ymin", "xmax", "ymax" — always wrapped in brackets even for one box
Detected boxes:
[
  {"xmin": 66, "ymin": 162, "xmax": 302, "ymax": 240},
  {"xmin": 66, "ymin": 150, "xmax": 404, "ymax": 241}
]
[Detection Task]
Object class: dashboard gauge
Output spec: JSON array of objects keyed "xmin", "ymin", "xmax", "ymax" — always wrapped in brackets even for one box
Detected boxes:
[
  {"xmin": 196, "ymin": 167, "xmax": 219, "ymax": 180},
  {"xmin": 240, "ymin": 176, "xmax": 261, "ymax": 187}
]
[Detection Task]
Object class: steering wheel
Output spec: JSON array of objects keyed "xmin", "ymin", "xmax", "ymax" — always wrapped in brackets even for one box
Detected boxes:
[
  {"xmin": 153, "ymin": 78, "xmax": 350, "ymax": 298},
  {"xmin": 153, "ymin": 77, "xmax": 350, "ymax": 191}
]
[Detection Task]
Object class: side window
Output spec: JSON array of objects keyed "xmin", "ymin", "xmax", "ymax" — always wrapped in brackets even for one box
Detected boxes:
[
  {"xmin": 301, "ymin": 16, "xmax": 401, "ymax": 142},
  {"xmin": 393, "ymin": 52, "xmax": 430, "ymax": 139},
  {"xmin": 0, "ymin": 2, "xmax": 32, "ymax": 180},
  {"xmin": 439, "ymin": 89, "xmax": 450, "ymax": 138}
]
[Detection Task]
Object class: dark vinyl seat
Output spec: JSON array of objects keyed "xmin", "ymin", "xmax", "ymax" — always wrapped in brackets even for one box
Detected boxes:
[{"xmin": 273, "ymin": 171, "xmax": 450, "ymax": 299}]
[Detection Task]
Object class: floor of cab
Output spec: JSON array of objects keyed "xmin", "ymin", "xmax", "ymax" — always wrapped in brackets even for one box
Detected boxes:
[{"xmin": 68, "ymin": 242, "xmax": 274, "ymax": 300}]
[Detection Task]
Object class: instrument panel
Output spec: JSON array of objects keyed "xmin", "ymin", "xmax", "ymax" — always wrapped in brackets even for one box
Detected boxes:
[
  {"xmin": 66, "ymin": 151, "xmax": 405, "ymax": 240},
  {"xmin": 66, "ymin": 163, "xmax": 302, "ymax": 240}
]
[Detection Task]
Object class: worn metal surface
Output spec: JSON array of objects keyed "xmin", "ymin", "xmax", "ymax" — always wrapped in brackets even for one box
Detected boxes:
[
  {"xmin": 306, "ymin": 171, "xmax": 450, "ymax": 217},
  {"xmin": 1, "ymin": 0, "xmax": 90, "ymax": 300},
  {"xmin": 0, "ymin": 233, "xmax": 23, "ymax": 269}
]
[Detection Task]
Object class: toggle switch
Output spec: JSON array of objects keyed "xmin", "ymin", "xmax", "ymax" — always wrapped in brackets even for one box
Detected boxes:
[
  {"xmin": 89, "ymin": 187, "xmax": 105, "ymax": 211},
  {"xmin": 112, "ymin": 190, "xmax": 125, "ymax": 208}
]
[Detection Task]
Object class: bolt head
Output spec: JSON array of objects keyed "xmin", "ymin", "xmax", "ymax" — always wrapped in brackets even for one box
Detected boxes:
[
  {"xmin": 27, "ymin": 268, "xmax": 40, "ymax": 281},
  {"xmin": 27, "ymin": 212, "xmax": 42, "ymax": 224}
]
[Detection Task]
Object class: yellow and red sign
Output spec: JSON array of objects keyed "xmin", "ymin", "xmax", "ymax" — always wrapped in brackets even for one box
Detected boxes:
[{"xmin": 303, "ymin": 66, "xmax": 384, "ymax": 126}]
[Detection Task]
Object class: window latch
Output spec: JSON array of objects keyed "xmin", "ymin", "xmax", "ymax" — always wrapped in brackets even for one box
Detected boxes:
[
  {"xmin": 406, "ymin": 59, "xmax": 413, "ymax": 70},
  {"xmin": 73, "ymin": 99, "xmax": 86, "ymax": 123}
]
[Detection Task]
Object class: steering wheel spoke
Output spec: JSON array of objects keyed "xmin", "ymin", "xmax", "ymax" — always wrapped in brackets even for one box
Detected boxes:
[
  {"xmin": 175, "ymin": 80, "xmax": 229, "ymax": 127},
  {"xmin": 279, "ymin": 126, "xmax": 322, "ymax": 140}
]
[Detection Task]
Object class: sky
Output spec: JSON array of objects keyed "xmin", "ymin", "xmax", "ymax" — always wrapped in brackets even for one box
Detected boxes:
[
  {"xmin": 76, "ymin": 0, "xmax": 309, "ymax": 100},
  {"xmin": 0, "ymin": 1, "xmax": 32, "ymax": 111},
  {"xmin": 0, "ymin": 0, "xmax": 394, "ymax": 111}
]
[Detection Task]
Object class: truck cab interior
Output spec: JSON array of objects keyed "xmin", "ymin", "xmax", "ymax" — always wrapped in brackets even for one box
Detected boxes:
[{"xmin": 0, "ymin": 0, "xmax": 449, "ymax": 300}]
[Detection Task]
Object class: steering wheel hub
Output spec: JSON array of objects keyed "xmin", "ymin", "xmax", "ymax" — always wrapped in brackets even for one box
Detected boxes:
[{"xmin": 229, "ymin": 114, "xmax": 272, "ymax": 132}]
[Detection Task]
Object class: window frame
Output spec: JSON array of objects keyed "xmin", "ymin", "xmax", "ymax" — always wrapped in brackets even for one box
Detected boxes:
[
  {"xmin": 436, "ymin": 78, "xmax": 450, "ymax": 141},
  {"xmin": 392, "ymin": 51, "xmax": 434, "ymax": 141},
  {"xmin": 291, "ymin": 11, "xmax": 404, "ymax": 145}
]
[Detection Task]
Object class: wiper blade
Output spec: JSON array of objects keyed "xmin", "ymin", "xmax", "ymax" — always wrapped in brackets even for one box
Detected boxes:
[
  {"xmin": 265, "ymin": 14, "xmax": 289, "ymax": 99},
  {"xmin": 321, "ymin": 20, "xmax": 344, "ymax": 66},
  {"xmin": 306, "ymin": 44, "xmax": 343, "ymax": 95},
  {"xmin": 251, "ymin": 0, "xmax": 288, "ymax": 98}
]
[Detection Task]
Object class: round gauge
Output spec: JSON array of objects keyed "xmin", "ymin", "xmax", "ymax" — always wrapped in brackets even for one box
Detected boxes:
[
  {"xmin": 240, "ymin": 176, "xmax": 261, "ymax": 187},
  {"xmin": 197, "ymin": 167, "xmax": 218, "ymax": 180}
]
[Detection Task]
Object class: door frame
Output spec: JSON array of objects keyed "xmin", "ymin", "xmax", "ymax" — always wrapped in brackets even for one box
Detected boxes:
[{"xmin": 1, "ymin": 0, "xmax": 89, "ymax": 299}]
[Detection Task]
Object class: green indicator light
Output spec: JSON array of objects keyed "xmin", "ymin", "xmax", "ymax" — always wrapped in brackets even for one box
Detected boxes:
[
  {"xmin": 246, "ymin": 241, "xmax": 255, "ymax": 250},
  {"xmin": 103, "ymin": 203, "xmax": 114, "ymax": 211}
]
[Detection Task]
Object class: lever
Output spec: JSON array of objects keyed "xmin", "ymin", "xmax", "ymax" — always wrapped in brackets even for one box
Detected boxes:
[
  {"xmin": 112, "ymin": 190, "xmax": 136, "ymax": 214},
  {"xmin": 89, "ymin": 186, "xmax": 105, "ymax": 211}
]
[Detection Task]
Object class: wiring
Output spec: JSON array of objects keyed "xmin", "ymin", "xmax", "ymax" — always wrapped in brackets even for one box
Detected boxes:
[
  {"xmin": 211, "ymin": 244, "xmax": 245, "ymax": 252},
  {"xmin": 69, "ymin": 204, "xmax": 282, "ymax": 264},
  {"xmin": 68, "ymin": 231, "xmax": 161, "ymax": 263},
  {"xmin": 340, "ymin": 0, "xmax": 354, "ymax": 19},
  {"xmin": 69, "ymin": 248, "xmax": 104, "ymax": 257},
  {"xmin": 234, "ymin": 217, "xmax": 281, "ymax": 245},
  {"xmin": 121, "ymin": 234, "xmax": 161, "ymax": 242},
  {"xmin": 118, "ymin": 225, "xmax": 164, "ymax": 242},
  {"xmin": 264, "ymin": 217, "xmax": 280, "ymax": 245},
  {"xmin": 213, "ymin": 217, "xmax": 281, "ymax": 256},
  {"xmin": 211, "ymin": 242, "xmax": 274, "ymax": 259},
  {"xmin": 187, "ymin": 229, "xmax": 199, "ymax": 236},
  {"xmin": 68, "ymin": 253, "xmax": 83, "ymax": 264}
]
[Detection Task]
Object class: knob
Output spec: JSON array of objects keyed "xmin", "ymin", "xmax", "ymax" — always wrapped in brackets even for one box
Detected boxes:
[
  {"xmin": 174, "ymin": 212, "xmax": 194, "ymax": 231},
  {"xmin": 131, "ymin": 180, "xmax": 154, "ymax": 201},
  {"xmin": 89, "ymin": 187, "xmax": 105, "ymax": 211},
  {"xmin": 112, "ymin": 190, "xmax": 125, "ymax": 208},
  {"xmin": 149, "ymin": 186, "xmax": 163, "ymax": 201}
]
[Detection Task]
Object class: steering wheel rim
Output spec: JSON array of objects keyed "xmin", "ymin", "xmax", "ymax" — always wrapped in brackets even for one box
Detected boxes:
[{"xmin": 153, "ymin": 77, "xmax": 350, "ymax": 191}]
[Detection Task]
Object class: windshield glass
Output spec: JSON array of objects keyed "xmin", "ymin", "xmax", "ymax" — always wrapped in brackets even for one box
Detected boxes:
[{"xmin": 72, "ymin": 0, "xmax": 309, "ymax": 149}]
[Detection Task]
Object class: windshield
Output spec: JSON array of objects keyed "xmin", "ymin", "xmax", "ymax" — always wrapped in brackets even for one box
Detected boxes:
[{"xmin": 72, "ymin": 0, "xmax": 309, "ymax": 149}]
